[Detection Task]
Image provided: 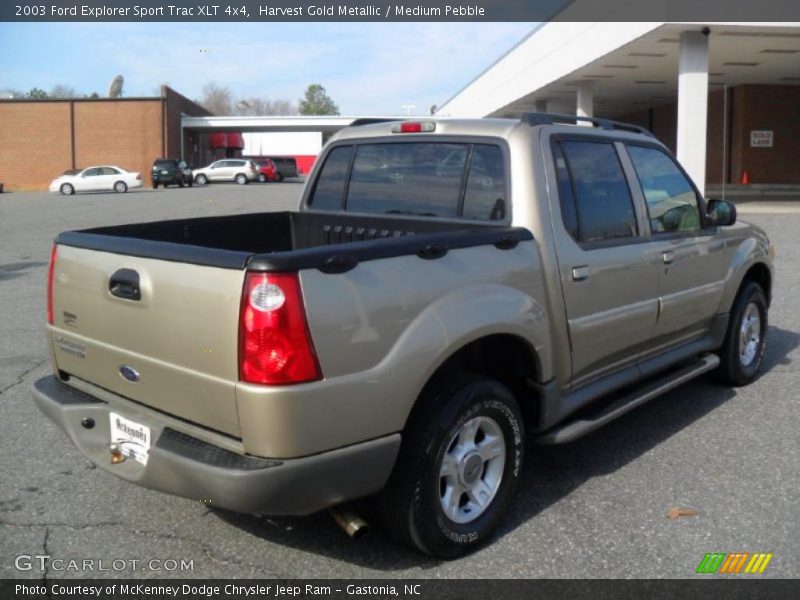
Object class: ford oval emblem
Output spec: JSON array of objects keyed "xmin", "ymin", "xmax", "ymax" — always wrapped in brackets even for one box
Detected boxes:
[{"xmin": 119, "ymin": 365, "xmax": 140, "ymax": 383}]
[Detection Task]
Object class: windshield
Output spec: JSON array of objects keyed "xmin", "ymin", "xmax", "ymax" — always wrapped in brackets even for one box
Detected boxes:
[{"xmin": 308, "ymin": 141, "xmax": 507, "ymax": 221}]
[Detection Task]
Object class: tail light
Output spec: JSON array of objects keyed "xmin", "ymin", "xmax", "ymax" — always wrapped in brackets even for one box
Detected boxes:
[
  {"xmin": 47, "ymin": 245, "xmax": 57, "ymax": 325},
  {"xmin": 136, "ymin": 173, "xmax": 142, "ymax": 180},
  {"xmin": 239, "ymin": 272, "xmax": 321, "ymax": 385}
]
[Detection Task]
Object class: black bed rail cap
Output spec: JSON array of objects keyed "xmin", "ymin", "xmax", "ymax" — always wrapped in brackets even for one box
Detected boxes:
[
  {"xmin": 248, "ymin": 226, "xmax": 533, "ymax": 273},
  {"xmin": 522, "ymin": 112, "xmax": 654, "ymax": 137}
]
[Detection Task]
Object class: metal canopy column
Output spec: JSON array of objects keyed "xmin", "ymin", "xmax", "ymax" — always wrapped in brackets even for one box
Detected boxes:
[
  {"xmin": 576, "ymin": 81, "xmax": 594, "ymax": 123},
  {"xmin": 677, "ymin": 29, "xmax": 710, "ymax": 195}
]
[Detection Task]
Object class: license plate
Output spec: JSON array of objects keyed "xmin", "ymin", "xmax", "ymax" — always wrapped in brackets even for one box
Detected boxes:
[
  {"xmin": 160, "ymin": 170, "xmax": 169, "ymax": 174},
  {"xmin": 109, "ymin": 412, "xmax": 151, "ymax": 465}
]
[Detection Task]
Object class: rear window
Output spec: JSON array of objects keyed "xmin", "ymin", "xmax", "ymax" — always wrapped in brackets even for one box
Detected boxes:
[
  {"xmin": 308, "ymin": 141, "xmax": 507, "ymax": 220},
  {"xmin": 154, "ymin": 160, "xmax": 175, "ymax": 168}
]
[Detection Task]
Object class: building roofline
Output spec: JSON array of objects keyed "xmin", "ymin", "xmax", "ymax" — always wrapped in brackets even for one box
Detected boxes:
[
  {"xmin": 0, "ymin": 96, "xmax": 162, "ymax": 103},
  {"xmin": 435, "ymin": 22, "xmax": 546, "ymax": 113}
]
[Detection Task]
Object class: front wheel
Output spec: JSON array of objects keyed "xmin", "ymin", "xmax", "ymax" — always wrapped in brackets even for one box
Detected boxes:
[
  {"xmin": 195, "ymin": 174, "xmax": 207, "ymax": 185},
  {"xmin": 59, "ymin": 183, "xmax": 74, "ymax": 195},
  {"xmin": 113, "ymin": 181, "xmax": 128, "ymax": 193},
  {"xmin": 258, "ymin": 173, "xmax": 267, "ymax": 183},
  {"xmin": 376, "ymin": 375, "xmax": 524, "ymax": 558},
  {"xmin": 235, "ymin": 173, "xmax": 248, "ymax": 185},
  {"xmin": 715, "ymin": 281, "xmax": 768, "ymax": 386}
]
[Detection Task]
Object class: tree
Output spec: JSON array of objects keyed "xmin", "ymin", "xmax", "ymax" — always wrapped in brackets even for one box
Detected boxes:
[
  {"xmin": 299, "ymin": 84, "xmax": 339, "ymax": 115},
  {"xmin": 27, "ymin": 87, "xmax": 48, "ymax": 99},
  {"xmin": 234, "ymin": 97, "xmax": 298, "ymax": 116},
  {"xmin": 49, "ymin": 84, "xmax": 78, "ymax": 98},
  {"xmin": 200, "ymin": 82, "xmax": 233, "ymax": 115}
]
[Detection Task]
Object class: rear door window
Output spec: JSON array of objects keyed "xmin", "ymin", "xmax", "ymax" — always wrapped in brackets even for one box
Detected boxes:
[{"xmin": 559, "ymin": 140, "xmax": 638, "ymax": 244}]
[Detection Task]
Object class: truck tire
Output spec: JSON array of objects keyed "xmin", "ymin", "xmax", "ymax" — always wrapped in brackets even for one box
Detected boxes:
[
  {"xmin": 376, "ymin": 374, "xmax": 524, "ymax": 558},
  {"xmin": 715, "ymin": 281, "xmax": 768, "ymax": 386}
]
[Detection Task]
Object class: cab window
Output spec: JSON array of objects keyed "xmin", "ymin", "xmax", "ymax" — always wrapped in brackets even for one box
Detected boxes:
[
  {"xmin": 627, "ymin": 145, "xmax": 701, "ymax": 233},
  {"xmin": 558, "ymin": 141, "xmax": 638, "ymax": 244}
]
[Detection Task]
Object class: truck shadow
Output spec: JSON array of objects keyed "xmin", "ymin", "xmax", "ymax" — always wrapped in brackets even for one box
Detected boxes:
[{"xmin": 214, "ymin": 324, "xmax": 798, "ymax": 568}]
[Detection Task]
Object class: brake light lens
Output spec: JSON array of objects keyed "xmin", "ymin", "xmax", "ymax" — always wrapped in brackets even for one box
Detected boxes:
[
  {"xmin": 239, "ymin": 272, "xmax": 321, "ymax": 385},
  {"xmin": 391, "ymin": 122, "xmax": 436, "ymax": 134},
  {"xmin": 47, "ymin": 245, "xmax": 57, "ymax": 325}
]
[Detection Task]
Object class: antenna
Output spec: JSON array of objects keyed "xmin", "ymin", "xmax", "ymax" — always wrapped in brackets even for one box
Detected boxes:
[{"xmin": 108, "ymin": 75, "xmax": 124, "ymax": 98}]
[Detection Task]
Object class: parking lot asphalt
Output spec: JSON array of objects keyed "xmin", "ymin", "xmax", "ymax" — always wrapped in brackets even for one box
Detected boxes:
[{"xmin": 1, "ymin": 184, "xmax": 798, "ymax": 579}]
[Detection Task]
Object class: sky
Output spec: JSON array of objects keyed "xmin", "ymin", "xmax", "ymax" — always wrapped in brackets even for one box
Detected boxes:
[{"xmin": 0, "ymin": 22, "xmax": 534, "ymax": 115}]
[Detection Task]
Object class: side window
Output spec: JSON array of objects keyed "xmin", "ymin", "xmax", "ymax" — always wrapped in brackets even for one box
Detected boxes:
[
  {"xmin": 462, "ymin": 145, "xmax": 506, "ymax": 221},
  {"xmin": 102, "ymin": 167, "xmax": 119, "ymax": 175},
  {"xmin": 627, "ymin": 145, "xmax": 701, "ymax": 233},
  {"xmin": 561, "ymin": 141, "xmax": 638, "ymax": 244},
  {"xmin": 83, "ymin": 168, "xmax": 100, "ymax": 177},
  {"xmin": 553, "ymin": 144, "xmax": 579, "ymax": 240},
  {"xmin": 308, "ymin": 145, "xmax": 353, "ymax": 210}
]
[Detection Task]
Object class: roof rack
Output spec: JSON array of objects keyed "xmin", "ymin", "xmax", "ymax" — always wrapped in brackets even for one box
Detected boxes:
[{"xmin": 521, "ymin": 112, "xmax": 654, "ymax": 137}]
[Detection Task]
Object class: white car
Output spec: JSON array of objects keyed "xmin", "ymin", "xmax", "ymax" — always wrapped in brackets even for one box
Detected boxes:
[
  {"xmin": 193, "ymin": 159, "xmax": 259, "ymax": 185},
  {"xmin": 50, "ymin": 166, "xmax": 143, "ymax": 195}
]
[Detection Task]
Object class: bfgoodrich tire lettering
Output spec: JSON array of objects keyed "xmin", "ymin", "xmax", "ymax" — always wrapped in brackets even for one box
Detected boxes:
[{"xmin": 376, "ymin": 375, "xmax": 524, "ymax": 558}]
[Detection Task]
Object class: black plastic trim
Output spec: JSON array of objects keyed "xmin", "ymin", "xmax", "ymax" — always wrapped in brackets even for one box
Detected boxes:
[
  {"xmin": 34, "ymin": 376, "xmax": 105, "ymax": 406},
  {"xmin": 57, "ymin": 231, "xmax": 252, "ymax": 270},
  {"xmin": 156, "ymin": 428, "xmax": 282, "ymax": 471},
  {"xmin": 247, "ymin": 226, "xmax": 533, "ymax": 272}
]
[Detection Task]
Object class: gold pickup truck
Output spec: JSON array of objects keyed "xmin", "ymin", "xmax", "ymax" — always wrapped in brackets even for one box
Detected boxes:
[{"xmin": 33, "ymin": 114, "xmax": 774, "ymax": 557}]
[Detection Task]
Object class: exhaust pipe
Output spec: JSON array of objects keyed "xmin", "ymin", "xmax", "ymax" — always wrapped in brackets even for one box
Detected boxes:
[{"xmin": 330, "ymin": 505, "xmax": 369, "ymax": 539}]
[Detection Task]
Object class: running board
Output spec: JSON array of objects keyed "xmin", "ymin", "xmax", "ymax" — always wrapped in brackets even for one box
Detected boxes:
[{"xmin": 537, "ymin": 353, "xmax": 720, "ymax": 445}]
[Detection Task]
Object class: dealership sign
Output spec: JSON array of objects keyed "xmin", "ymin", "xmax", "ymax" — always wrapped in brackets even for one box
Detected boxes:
[{"xmin": 750, "ymin": 130, "xmax": 774, "ymax": 148}]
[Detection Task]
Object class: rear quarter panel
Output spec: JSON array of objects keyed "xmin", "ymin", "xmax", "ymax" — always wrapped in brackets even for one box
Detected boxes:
[{"xmin": 236, "ymin": 241, "xmax": 550, "ymax": 457}]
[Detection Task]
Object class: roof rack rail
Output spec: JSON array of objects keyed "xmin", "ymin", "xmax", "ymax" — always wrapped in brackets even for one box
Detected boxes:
[
  {"xmin": 521, "ymin": 112, "xmax": 654, "ymax": 137},
  {"xmin": 348, "ymin": 118, "xmax": 404, "ymax": 127}
]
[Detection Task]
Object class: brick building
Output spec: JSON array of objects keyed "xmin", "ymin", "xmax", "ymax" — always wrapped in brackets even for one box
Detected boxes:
[{"xmin": 0, "ymin": 86, "xmax": 211, "ymax": 191}]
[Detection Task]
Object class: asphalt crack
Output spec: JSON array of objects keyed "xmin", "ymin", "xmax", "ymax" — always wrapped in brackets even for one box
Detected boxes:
[{"xmin": 0, "ymin": 359, "xmax": 47, "ymax": 396}]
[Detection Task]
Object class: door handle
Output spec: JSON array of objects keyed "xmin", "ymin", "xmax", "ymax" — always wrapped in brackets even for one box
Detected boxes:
[
  {"xmin": 109, "ymin": 269, "xmax": 141, "ymax": 301},
  {"xmin": 662, "ymin": 251, "xmax": 675, "ymax": 265},
  {"xmin": 571, "ymin": 266, "xmax": 590, "ymax": 281}
]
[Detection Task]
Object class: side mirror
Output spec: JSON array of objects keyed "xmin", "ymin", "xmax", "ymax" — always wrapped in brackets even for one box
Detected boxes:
[{"xmin": 706, "ymin": 199, "xmax": 737, "ymax": 227}]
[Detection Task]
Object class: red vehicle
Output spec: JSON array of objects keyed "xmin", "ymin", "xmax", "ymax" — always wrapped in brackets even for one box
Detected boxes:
[{"xmin": 254, "ymin": 158, "xmax": 279, "ymax": 183}]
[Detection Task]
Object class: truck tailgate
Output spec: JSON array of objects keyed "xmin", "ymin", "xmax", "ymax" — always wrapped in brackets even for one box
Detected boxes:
[{"xmin": 49, "ymin": 244, "xmax": 245, "ymax": 437}]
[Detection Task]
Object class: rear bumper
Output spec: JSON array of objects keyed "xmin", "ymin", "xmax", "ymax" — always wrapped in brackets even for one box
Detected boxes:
[{"xmin": 32, "ymin": 376, "xmax": 400, "ymax": 515}]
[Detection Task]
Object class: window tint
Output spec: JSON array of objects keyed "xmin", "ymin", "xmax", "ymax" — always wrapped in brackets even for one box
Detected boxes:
[
  {"xmin": 346, "ymin": 143, "xmax": 465, "ymax": 217},
  {"xmin": 627, "ymin": 145, "xmax": 701, "ymax": 233},
  {"xmin": 308, "ymin": 145, "xmax": 353, "ymax": 210},
  {"xmin": 553, "ymin": 144, "xmax": 578, "ymax": 239},
  {"xmin": 561, "ymin": 141, "xmax": 637, "ymax": 243},
  {"xmin": 462, "ymin": 145, "xmax": 506, "ymax": 221}
]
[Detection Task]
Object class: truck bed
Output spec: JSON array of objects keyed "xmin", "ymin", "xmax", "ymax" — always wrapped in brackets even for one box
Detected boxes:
[{"xmin": 56, "ymin": 211, "xmax": 531, "ymax": 272}]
